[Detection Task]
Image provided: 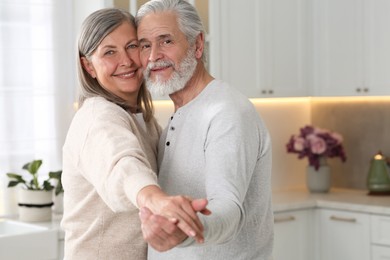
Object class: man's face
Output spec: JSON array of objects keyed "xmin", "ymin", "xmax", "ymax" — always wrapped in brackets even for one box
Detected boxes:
[{"xmin": 137, "ymin": 12, "xmax": 197, "ymax": 96}]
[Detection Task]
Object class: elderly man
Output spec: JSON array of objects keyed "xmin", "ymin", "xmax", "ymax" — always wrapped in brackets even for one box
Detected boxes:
[{"xmin": 135, "ymin": 0, "xmax": 274, "ymax": 259}]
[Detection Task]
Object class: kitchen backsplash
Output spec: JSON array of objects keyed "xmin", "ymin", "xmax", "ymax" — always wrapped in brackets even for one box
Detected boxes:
[
  {"xmin": 311, "ymin": 98, "xmax": 390, "ymax": 190},
  {"xmin": 154, "ymin": 97, "xmax": 390, "ymax": 192}
]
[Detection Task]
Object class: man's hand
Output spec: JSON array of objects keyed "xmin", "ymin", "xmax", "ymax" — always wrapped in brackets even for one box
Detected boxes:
[
  {"xmin": 139, "ymin": 207, "xmax": 187, "ymax": 251},
  {"xmin": 139, "ymin": 199, "xmax": 211, "ymax": 252},
  {"xmin": 137, "ymin": 186, "xmax": 210, "ymax": 243}
]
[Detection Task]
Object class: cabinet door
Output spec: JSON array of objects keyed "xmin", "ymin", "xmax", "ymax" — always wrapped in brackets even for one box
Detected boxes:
[
  {"xmin": 313, "ymin": 0, "xmax": 390, "ymax": 96},
  {"xmin": 209, "ymin": 0, "xmax": 308, "ymax": 98},
  {"xmin": 365, "ymin": 0, "xmax": 390, "ymax": 95},
  {"xmin": 319, "ymin": 209, "xmax": 370, "ymax": 260},
  {"xmin": 273, "ymin": 210, "xmax": 313, "ymax": 260},
  {"xmin": 259, "ymin": 0, "xmax": 309, "ymax": 97},
  {"xmin": 209, "ymin": 0, "xmax": 259, "ymax": 97},
  {"xmin": 312, "ymin": 0, "xmax": 365, "ymax": 96}
]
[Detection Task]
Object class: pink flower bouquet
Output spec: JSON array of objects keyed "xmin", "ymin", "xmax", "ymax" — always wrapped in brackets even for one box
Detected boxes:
[{"xmin": 286, "ymin": 125, "xmax": 347, "ymax": 170}]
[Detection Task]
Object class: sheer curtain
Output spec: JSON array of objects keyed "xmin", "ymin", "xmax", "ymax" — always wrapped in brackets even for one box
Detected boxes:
[{"xmin": 0, "ymin": 0, "xmax": 75, "ymax": 215}]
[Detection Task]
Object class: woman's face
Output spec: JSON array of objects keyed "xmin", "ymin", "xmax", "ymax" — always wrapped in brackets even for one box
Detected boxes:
[{"xmin": 82, "ymin": 22, "xmax": 143, "ymax": 105}]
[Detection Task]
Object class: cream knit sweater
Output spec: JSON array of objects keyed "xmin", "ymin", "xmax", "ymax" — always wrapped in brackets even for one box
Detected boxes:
[{"xmin": 61, "ymin": 97, "xmax": 161, "ymax": 260}]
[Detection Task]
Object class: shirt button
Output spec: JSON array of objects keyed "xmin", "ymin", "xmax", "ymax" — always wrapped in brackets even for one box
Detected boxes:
[
  {"xmin": 166, "ymin": 141, "xmax": 170, "ymax": 146},
  {"xmin": 170, "ymin": 116, "xmax": 174, "ymax": 120},
  {"xmin": 170, "ymin": 126, "xmax": 175, "ymax": 131}
]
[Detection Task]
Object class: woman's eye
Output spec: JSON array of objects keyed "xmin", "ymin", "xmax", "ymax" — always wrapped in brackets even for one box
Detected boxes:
[
  {"xmin": 127, "ymin": 43, "xmax": 138, "ymax": 49},
  {"xmin": 104, "ymin": 50, "xmax": 114, "ymax": 55}
]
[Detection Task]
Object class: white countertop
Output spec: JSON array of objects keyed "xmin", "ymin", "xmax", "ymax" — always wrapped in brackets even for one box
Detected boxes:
[
  {"xmin": 1, "ymin": 213, "xmax": 64, "ymax": 240},
  {"xmin": 3, "ymin": 188, "xmax": 390, "ymax": 237},
  {"xmin": 273, "ymin": 188, "xmax": 390, "ymax": 215}
]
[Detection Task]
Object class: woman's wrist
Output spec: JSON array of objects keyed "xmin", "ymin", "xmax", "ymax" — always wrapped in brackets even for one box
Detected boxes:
[{"xmin": 136, "ymin": 185, "xmax": 164, "ymax": 210}]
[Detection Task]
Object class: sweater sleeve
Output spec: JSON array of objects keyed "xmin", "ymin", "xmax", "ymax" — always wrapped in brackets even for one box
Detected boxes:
[
  {"xmin": 77, "ymin": 102, "xmax": 158, "ymax": 212},
  {"xmin": 182, "ymin": 102, "xmax": 261, "ymax": 246}
]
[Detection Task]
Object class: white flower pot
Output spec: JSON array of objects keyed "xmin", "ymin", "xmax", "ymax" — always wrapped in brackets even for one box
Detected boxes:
[
  {"xmin": 18, "ymin": 189, "xmax": 53, "ymax": 222},
  {"xmin": 52, "ymin": 192, "xmax": 64, "ymax": 214}
]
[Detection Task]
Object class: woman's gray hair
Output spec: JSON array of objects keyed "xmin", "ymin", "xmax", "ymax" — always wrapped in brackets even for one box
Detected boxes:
[
  {"xmin": 135, "ymin": 0, "xmax": 207, "ymax": 62},
  {"xmin": 77, "ymin": 8, "xmax": 154, "ymax": 121}
]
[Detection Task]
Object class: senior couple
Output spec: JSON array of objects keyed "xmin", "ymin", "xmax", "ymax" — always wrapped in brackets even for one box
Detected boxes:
[{"xmin": 61, "ymin": 0, "xmax": 273, "ymax": 259}]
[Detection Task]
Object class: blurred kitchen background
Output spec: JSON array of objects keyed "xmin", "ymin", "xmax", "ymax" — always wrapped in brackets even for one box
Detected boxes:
[{"xmin": 1, "ymin": 0, "xmax": 390, "ymax": 214}]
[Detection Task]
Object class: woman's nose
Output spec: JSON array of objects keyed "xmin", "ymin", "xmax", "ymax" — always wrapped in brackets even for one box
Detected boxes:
[{"xmin": 120, "ymin": 52, "xmax": 133, "ymax": 67}]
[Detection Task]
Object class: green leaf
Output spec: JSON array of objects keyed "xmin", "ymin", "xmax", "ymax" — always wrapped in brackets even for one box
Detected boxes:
[
  {"xmin": 6, "ymin": 173, "xmax": 26, "ymax": 187},
  {"xmin": 49, "ymin": 170, "xmax": 63, "ymax": 195},
  {"xmin": 55, "ymin": 181, "xmax": 63, "ymax": 195},
  {"xmin": 8, "ymin": 181, "xmax": 21, "ymax": 188},
  {"xmin": 29, "ymin": 179, "xmax": 35, "ymax": 188},
  {"xmin": 23, "ymin": 160, "xmax": 42, "ymax": 174},
  {"xmin": 49, "ymin": 170, "xmax": 62, "ymax": 179},
  {"xmin": 6, "ymin": 173, "xmax": 22, "ymax": 180},
  {"xmin": 43, "ymin": 180, "xmax": 54, "ymax": 191}
]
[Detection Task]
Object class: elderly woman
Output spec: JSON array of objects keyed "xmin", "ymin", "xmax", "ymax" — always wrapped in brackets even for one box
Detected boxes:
[{"xmin": 61, "ymin": 8, "xmax": 207, "ymax": 259}]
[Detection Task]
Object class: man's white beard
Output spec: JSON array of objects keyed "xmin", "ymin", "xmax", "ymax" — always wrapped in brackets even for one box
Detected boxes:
[{"xmin": 144, "ymin": 49, "xmax": 197, "ymax": 96}]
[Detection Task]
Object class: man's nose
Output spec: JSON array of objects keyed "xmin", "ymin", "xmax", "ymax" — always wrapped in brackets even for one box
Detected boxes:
[{"xmin": 148, "ymin": 45, "xmax": 163, "ymax": 62}]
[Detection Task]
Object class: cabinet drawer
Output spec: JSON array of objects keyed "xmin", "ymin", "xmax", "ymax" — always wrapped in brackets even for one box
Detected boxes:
[
  {"xmin": 372, "ymin": 215, "xmax": 390, "ymax": 246},
  {"xmin": 372, "ymin": 245, "xmax": 390, "ymax": 260},
  {"xmin": 319, "ymin": 209, "xmax": 370, "ymax": 260},
  {"xmin": 273, "ymin": 210, "xmax": 313, "ymax": 260}
]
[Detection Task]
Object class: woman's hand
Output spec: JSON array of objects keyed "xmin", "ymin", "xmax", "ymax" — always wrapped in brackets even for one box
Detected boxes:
[
  {"xmin": 139, "ymin": 199, "xmax": 212, "ymax": 251},
  {"xmin": 137, "ymin": 185, "xmax": 209, "ymax": 243}
]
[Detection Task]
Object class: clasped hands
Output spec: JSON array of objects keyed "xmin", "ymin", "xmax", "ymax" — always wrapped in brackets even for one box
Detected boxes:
[{"xmin": 137, "ymin": 186, "xmax": 211, "ymax": 252}]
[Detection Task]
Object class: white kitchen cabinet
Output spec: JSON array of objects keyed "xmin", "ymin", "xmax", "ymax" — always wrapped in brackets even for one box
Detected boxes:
[
  {"xmin": 372, "ymin": 245, "xmax": 390, "ymax": 260},
  {"xmin": 273, "ymin": 209, "xmax": 314, "ymax": 260},
  {"xmin": 318, "ymin": 209, "xmax": 370, "ymax": 260},
  {"xmin": 371, "ymin": 214, "xmax": 390, "ymax": 260},
  {"xmin": 312, "ymin": 0, "xmax": 390, "ymax": 96},
  {"xmin": 58, "ymin": 239, "xmax": 64, "ymax": 260},
  {"xmin": 209, "ymin": 0, "xmax": 309, "ymax": 98}
]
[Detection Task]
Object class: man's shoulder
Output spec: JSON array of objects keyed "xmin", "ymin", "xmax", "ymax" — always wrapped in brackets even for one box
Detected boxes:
[
  {"xmin": 209, "ymin": 81, "xmax": 256, "ymax": 113},
  {"xmin": 206, "ymin": 80, "xmax": 252, "ymax": 105}
]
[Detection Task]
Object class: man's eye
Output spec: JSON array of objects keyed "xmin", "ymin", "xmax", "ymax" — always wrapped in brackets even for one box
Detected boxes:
[
  {"xmin": 162, "ymin": 39, "xmax": 173, "ymax": 45},
  {"xmin": 140, "ymin": 43, "xmax": 151, "ymax": 50}
]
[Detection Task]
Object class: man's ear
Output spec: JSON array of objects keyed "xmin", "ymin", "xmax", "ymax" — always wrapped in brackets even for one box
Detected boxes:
[
  {"xmin": 194, "ymin": 32, "xmax": 205, "ymax": 59},
  {"xmin": 80, "ymin": 57, "xmax": 96, "ymax": 78}
]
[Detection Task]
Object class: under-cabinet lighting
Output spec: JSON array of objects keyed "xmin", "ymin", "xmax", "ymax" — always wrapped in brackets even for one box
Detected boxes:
[
  {"xmin": 250, "ymin": 97, "xmax": 310, "ymax": 104},
  {"xmin": 311, "ymin": 96, "xmax": 390, "ymax": 103}
]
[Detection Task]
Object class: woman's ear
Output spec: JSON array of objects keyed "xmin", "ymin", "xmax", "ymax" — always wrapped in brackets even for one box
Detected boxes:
[{"xmin": 81, "ymin": 57, "xmax": 96, "ymax": 78}]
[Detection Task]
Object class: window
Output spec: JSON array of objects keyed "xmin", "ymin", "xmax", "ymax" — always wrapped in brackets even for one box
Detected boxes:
[{"xmin": 0, "ymin": 0, "xmax": 74, "ymax": 178}]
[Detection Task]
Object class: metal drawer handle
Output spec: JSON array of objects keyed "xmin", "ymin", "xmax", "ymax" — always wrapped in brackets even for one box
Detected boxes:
[
  {"xmin": 330, "ymin": 215, "xmax": 357, "ymax": 223},
  {"xmin": 274, "ymin": 216, "xmax": 295, "ymax": 223}
]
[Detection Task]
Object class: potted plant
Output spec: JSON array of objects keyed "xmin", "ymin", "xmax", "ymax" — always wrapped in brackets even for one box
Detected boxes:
[{"xmin": 6, "ymin": 159, "xmax": 62, "ymax": 221}]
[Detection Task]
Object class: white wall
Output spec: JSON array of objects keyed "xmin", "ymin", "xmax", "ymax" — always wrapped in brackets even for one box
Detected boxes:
[{"xmin": 153, "ymin": 98, "xmax": 311, "ymax": 192}]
